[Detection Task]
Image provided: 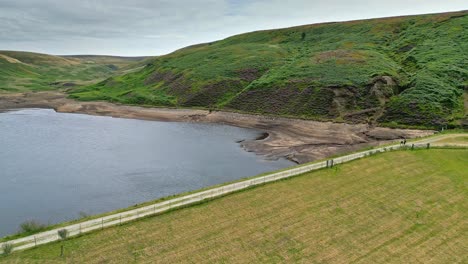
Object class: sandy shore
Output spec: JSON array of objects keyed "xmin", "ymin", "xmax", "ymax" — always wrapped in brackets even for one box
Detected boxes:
[{"xmin": 0, "ymin": 92, "xmax": 434, "ymax": 163}]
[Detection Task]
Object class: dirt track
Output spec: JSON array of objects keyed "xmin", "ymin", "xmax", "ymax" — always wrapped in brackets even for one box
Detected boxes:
[{"xmin": 0, "ymin": 92, "xmax": 434, "ymax": 163}]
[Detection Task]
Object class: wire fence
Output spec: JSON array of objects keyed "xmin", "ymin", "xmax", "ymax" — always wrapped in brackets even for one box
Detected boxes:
[{"xmin": 0, "ymin": 142, "xmax": 431, "ymax": 254}]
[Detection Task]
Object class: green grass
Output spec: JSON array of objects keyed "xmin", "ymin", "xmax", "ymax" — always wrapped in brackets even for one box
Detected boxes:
[
  {"xmin": 2, "ymin": 148, "xmax": 466, "ymax": 263},
  {"xmin": 432, "ymin": 135, "xmax": 468, "ymax": 144},
  {"xmin": 0, "ymin": 51, "xmax": 148, "ymax": 93},
  {"xmin": 68, "ymin": 11, "xmax": 468, "ymax": 128}
]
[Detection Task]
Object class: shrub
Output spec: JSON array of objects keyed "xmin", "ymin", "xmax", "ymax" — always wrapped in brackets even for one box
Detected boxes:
[
  {"xmin": 78, "ymin": 211, "xmax": 89, "ymax": 219},
  {"xmin": 18, "ymin": 220, "xmax": 47, "ymax": 234},
  {"xmin": 58, "ymin": 229, "xmax": 68, "ymax": 240},
  {"xmin": 1, "ymin": 243, "xmax": 13, "ymax": 256}
]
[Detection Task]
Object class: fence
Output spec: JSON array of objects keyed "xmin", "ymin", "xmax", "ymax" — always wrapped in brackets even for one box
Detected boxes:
[{"xmin": 0, "ymin": 142, "xmax": 431, "ymax": 254}]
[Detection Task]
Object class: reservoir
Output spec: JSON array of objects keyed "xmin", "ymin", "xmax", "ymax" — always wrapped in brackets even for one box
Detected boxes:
[{"xmin": 0, "ymin": 109, "xmax": 293, "ymax": 237}]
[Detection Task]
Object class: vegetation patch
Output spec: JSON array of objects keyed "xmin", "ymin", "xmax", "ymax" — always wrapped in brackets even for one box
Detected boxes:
[
  {"xmin": 0, "ymin": 51, "xmax": 148, "ymax": 93},
  {"xmin": 18, "ymin": 220, "xmax": 47, "ymax": 235}
]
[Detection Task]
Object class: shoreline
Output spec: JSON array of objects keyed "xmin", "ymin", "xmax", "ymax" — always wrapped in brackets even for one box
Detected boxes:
[{"xmin": 0, "ymin": 91, "xmax": 435, "ymax": 163}]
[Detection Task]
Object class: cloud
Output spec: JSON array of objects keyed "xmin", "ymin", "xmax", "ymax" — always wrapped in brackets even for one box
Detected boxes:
[{"xmin": 0, "ymin": 0, "xmax": 466, "ymax": 56}]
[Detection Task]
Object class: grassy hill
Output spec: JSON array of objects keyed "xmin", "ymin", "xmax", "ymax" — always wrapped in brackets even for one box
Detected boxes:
[
  {"xmin": 69, "ymin": 11, "xmax": 468, "ymax": 128},
  {"xmin": 0, "ymin": 51, "xmax": 148, "ymax": 93},
  {"xmin": 1, "ymin": 148, "xmax": 466, "ymax": 263}
]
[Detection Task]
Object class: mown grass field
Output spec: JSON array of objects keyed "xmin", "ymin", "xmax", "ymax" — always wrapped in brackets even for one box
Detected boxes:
[
  {"xmin": 2, "ymin": 149, "xmax": 466, "ymax": 263},
  {"xmin": 433, "ymin": 135, "xmax": 468, "ymax": 145}
]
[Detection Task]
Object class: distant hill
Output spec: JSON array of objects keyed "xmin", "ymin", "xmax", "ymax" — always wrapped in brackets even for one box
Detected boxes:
[
  {"xmin": 68, "ymin": 10, "xmax": 467, "ymax": 128},
  {"xmin": 0, "ymin": 51, "xmax": 148, "ymax": 92},
  {"xmin": 62, "ymin": 55, "xmax": 151, "ymax": 70}
]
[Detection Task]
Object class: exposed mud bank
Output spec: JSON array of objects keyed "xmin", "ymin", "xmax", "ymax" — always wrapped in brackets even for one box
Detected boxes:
[{"xmin": 0, "ymin": 92, "xmax": 434, "ymax": 163}]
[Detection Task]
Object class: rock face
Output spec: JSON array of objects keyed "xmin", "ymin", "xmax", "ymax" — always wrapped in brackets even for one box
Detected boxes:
[
  {"xmin": 369, "ymin": 76, "xmax": 397, "ymax": 105},
  {"xmin": 0, "ymin": 92, "xmax": 434, "ymax": 164}
]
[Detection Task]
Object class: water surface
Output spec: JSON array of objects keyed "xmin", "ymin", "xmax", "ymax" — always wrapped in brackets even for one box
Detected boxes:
[{"xmin": 0, "ymin": 109, "xmax": 293, "ymax": 237}]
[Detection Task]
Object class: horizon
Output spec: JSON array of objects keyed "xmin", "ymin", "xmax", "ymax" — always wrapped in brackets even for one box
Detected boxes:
[
  {"xmin": 0, "ymin": 1, "xmax": 467, "ymax": 56},
  {"xmin": 2, "ymin": 9, "xmax": 467, "ymax": 58}
]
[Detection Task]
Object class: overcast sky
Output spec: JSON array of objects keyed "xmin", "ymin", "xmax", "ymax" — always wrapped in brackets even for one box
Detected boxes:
[{"xmin": 0, "ymin": 0, "xmax": 466, "ymax": 56}]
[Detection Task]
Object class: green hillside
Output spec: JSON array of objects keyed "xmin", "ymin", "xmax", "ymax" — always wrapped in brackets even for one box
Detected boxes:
[
  {"xmin": 70, "ymin": 11, "xmax": 468, "ymax": 128},
  {"xmin": 0, "ymin": 51, "xmax": 148, "ymax": 92}
]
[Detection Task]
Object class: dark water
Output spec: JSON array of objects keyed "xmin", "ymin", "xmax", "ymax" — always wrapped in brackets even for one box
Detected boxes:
[{"xmin": 0, "ymin": 109, "xmax": 293, "ymax": 237}]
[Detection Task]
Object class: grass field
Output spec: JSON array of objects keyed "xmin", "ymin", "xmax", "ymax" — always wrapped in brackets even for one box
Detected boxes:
[
  {"xmin": 1, "ymin": 149, "xmax": 466, "ymax": 263},
  {"xmin": 432, "ymin": 135, "xmax": 468, "ymax": 145}
]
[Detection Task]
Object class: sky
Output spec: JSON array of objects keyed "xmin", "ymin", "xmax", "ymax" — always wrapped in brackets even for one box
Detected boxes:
[{"xmin": 0, "ymin": 0, "xmax": 466, "ymax": 56}]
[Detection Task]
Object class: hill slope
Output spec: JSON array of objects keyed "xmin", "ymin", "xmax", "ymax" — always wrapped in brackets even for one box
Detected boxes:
[
  {"xmin": 70, "ymin": 11, "xmax": 468, "ymax": 128},
  {"xmin": 0, "ymin": 51, "xmax": 148, "ymax": 92},
  {"xmin": 2, "ymin": 148, "xmax": 466, "ymax": 263}
]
